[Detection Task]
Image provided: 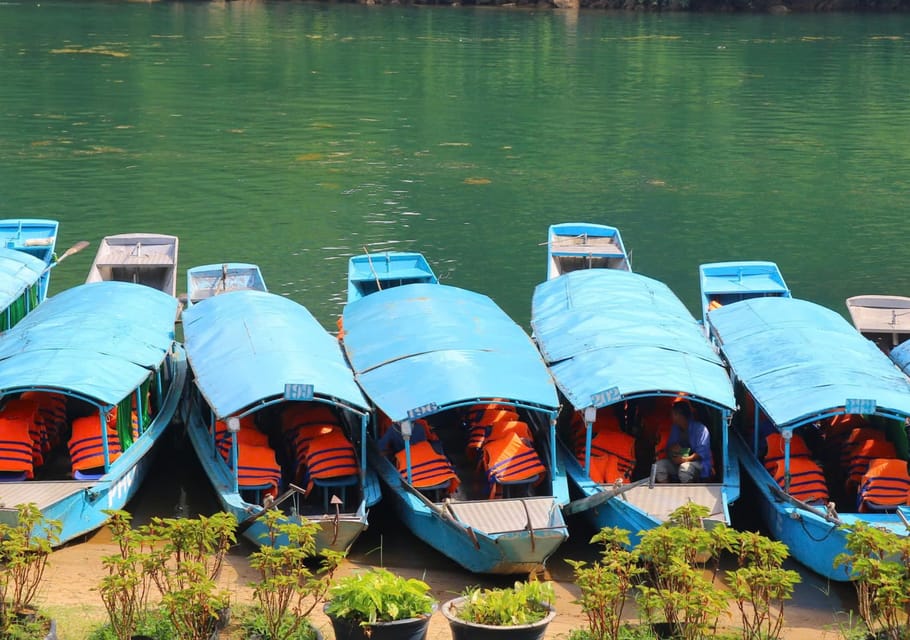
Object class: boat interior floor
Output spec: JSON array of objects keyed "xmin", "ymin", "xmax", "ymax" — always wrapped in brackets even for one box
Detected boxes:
[
  {"xmin": 0, "ymin": 480, "xmax": 95, "ymax": 511},
  {"xmin": 445, "ymin": 496, "xmax": 557, "ymax": 534},
  {"xmin": 615, "ymin": 483, "xmax": 726, "ymax": 524}
]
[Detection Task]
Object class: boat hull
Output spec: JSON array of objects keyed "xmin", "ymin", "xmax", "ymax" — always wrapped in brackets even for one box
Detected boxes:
[
  {"xmin": 0, "ymin": 347, "xmax": 187, "ymax": 545},
  {"xmin": 181, "ymin": 396, "xmax": 375, "ymax": 554},
  {"xmin": 370, "ymin": 446, "xmax": 568, "ymax": 575},
  {"xmin": 731, "ymin": 432, "xmax": 910, "ymax": 581}
]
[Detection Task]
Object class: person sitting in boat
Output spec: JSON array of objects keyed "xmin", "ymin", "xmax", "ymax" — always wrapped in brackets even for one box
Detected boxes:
[
  {"xmin": 378, "ymin": 418, "xmax": 442, "ymax": 456},
  {"xmin": 655, "ymin": 401, "xmax": 712, "ymax": 484}
]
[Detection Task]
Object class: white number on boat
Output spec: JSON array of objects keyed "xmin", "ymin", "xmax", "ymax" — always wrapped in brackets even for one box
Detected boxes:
[
  {"xmin": 108, "ymin": 465, "xmax": 138, "ymax": 509},
  {"xmin": 284, "ymin": 383, "xmax": 315, "ymax": 401}
]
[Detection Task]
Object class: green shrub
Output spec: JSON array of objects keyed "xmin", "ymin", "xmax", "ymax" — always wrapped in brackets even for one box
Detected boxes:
[
  {"xmin": 325, "ymin": 568, "xmax": 434, "ymax": 626},
  {"xmin": 453, "ymin": 581, "xmax": 554, "ymax": 626}
]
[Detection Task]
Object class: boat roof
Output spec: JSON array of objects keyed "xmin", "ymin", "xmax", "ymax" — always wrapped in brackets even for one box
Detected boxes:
[
  {"xmin": 187, "ymin": 263, "xmax": 267, "ymax": 303},
  {"xmin": 347, "ymin": 252, "xmax": 438, "ymax": 303},
  {"xmin": 532, "ymin": 269, "xmax": 735, "ymax": 411},
  {"xmin": 183, "ymin": 290, "xmax": 368, "ymax": 418},
  {"xmin": 889, "ymin": 339, "xmax": 910, "ymax": 376},
  {"xmin": 0, "ymin": 248, "xmax": 45, "ymax": 309},
  {"xmin": 846, "ymin": 295, "xmax": 910, "ymax": 335},
  {"xmin": 708, "ymin": 297, "xmax": 910, "ymax": 428},
  {"xmin": 342, "ymin": 283, "xmax": 559, "ymax": 421},
  {"xmin": 0, "ymin": 282, "xmax": 177, "ymax": 406}
]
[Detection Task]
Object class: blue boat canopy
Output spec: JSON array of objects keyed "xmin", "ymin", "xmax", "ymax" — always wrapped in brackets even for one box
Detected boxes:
[
  {"xmin": 709, "ymin": 297, "xmax": 910, "ymax": 428},
  {"xmin": 0, "ymin": 248, "xmax": 45, "ymax": 308},
  {"xmin": 183, "ymin": 290, "xmax": 368, "ymax": 418},
  {"xmin": 0, "ymin": 282, "xmax": 177, "ymax": 406},
  {"xmin": 343, "ymin": 283, "xmax": 559, "ymax": 421},
  {"xmin": 532, "ymin": 269, "xmax": 735, "ymax": 411},
  {"xmin": 888, "ymin": 340, "xmax": 910, "ymax": 377}
]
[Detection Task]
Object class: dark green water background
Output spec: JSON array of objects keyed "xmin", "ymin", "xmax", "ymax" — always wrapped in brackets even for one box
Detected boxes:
[{"xmin": 1, "ymin": 2, "xmax": 909, "ymax": 326}]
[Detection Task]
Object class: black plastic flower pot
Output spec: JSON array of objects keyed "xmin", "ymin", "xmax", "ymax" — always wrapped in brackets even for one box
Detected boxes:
[
  {"xmin": 324, "ymin": 603, "xmax": 435, "ymax": 640},
  {"xmin": 441, "ymin": 597, "xmax": 556, "ymax": 640}
]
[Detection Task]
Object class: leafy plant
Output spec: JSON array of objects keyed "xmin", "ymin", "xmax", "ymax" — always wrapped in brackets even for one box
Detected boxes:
[
  {"xmin": 453, "ymin": 581, "xmax": 554, "ymax": 626},
  {"xmin": 726, "ymin": 531, "xmax": 800, "ymax": 640},
  {"xmin": 87, "ymin": 609, "xmax": 178, "ymax": 640},
  {"xmin": 325, "ymin": 568, "xmax": 434, "ymax": 626},
  {"xmin": 0, "ymin": 503, "xmax": 61, "ymax": 635},
  {"xmin": 159, "ymin": 561, "xmax": 230, "ymax": 640},
  {"xmin": 634, "ymin": 503, "xmax": 731, "ymax": 640},
  {"xmin": 245, "ymin": 509, "xmax": 343, "ymax": 640},
  {"xmin": 567, "ymin": 527, "xmax": 643, "ymax": 640},
  {"xmin": 835, "ymin": 522, "xmax": 910, "ymax": 640}
]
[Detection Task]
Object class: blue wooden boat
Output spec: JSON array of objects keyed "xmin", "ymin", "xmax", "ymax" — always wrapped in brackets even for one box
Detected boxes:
[
  {"xmin": 181, "ymin": 284, "xmax": 380, "ymax": 552},
  {"xmin": 532, "ymin": 268, "xmax": 738, "ymax": 543},
  {"xmin": 0, "ymin": 248, "xmax": 47, "ymax": 331},
  {"xmin": 698, "ymin": 261, "xmax": 791, "ymax": 325},
  {"xmin": 342, "ymin": 257, "xmax": 569, "ymax": 574},
  {"xmin": 0, "ymin": 281, "xmax": 185, "ymax": 543},
  {"xmin": 707, "ymin": 295, "xmax": 910, "ymax": 580},
  {"xmin": 546, "ymin": 222, "xmax": 630, "ymax": 280},
  {"xmin": 186, "ymin": 262, "xmax": 267, "ymax": 306},
  {"xmin": 347, "ymin": 252, "xmax": 437, "ymax": 303},
  {"xmin": 0, "ymin": 219, "xmax": 59, "ymax": 303}
]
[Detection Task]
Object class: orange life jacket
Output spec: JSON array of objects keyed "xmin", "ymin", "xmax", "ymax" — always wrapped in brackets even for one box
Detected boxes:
[
  {"xmin": 214, "ymin": 420, "xmax": 271, "ymax": 461},
  {"xmin": 466, "ymin": 411, "xmax": 521, "ymax": 456},
  {"xmin": 764, "ymin": 433, "xmax": 813, "ymax": 470},
  {"xmin": 281, "ymin": 404, "xmax": 338, "ymax": 431},
  {"xmin": 584, "ymin": 429, "xmax": 635, "ymax": 478},
  {"xmin": 653, "ymin": 423, "xmax": 672, "ymax": 462},
  {"xmin": 395, "ymin": 440, "xmax": 459, "ymax": 494},
  {"xmin": 840, "ymin": 427, "xmax": 886, "ymax": 466},
  {"xmin": 0, "ymin": 416, "xmax": 34, "ymax": 477},
  {"xmin": 846, "ymin": 439, "xmax": 897, "ymax": 490},
  {"xmin": 20, "ymin": 391, "xmax": 67, "ymax": 449},
  {"xmin": 482, "ymin": 432, "xmax": 546, "ymax": 498},
  {"xmin": 708, "ymin": 300, "xmax": 723, "ymax": 311},
  {"xmin": 302, "ymin": 429, "xmax": 359, "ymax": 492},
  {"xmin": 235, "ymin": 443, "xmax": 281, "ymax": 497},
  {"xmin": 69, "ymin": 415, "xmax": 122, "ymax": 472},
  {"xmin": 336, "ymin": 316, "xmax": 345, "ymax": 341},
  {"xmin": 588, "ymin": 454, "xmax": 629, "ymax": 484},
  {"xmin": 827, "ymin": 414, "xmax": 869, "ymax": 444},
  {"xmin": 1, "ymin": 399, "xmax": 45, "ymax": 466},
  {"xmin": 768, "ymin": 458, "xmax": 828, "ymax": 504},
  {"xmin": 858, "ymin": 458, "xmax": 910, "ymax": 512}
]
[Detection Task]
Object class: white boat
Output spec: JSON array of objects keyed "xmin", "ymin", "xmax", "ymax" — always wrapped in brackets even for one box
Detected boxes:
[
  {"xmin": 846, "ymin": 295, "xmax": 910, "ymax": 351},
  {"xmin": 86, "ymin": 233, "xmax": 179, "ymax": 297}
]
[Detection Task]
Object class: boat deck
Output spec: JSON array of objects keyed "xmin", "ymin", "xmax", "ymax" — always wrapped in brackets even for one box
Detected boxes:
[
  {"xmin": 619, "ymin": 483, "xmax": 726, "ymax": 523},
  {"xmin": 846, "ymin": 295, "xmax": 910, "ymax": 334},
  {"xmin": 445, "ymin": 496, "xmax": 557, "ymax": 534},
  {"xmin": 0, "ymin": 480, "xmax": 94, "ymax": 511},
  {"xmin": 551, "ymin": 234, "xmax": 623, "ymax": 255}
]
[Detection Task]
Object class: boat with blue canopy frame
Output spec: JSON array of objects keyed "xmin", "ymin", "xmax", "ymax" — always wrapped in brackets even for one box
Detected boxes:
[
  {"xmin": 341, "ymin": 259, "xmax": 569, "ymax": 575},
  {"xmin": 0, "ymin": 219, "xmax": 59, "ymax": 303},
  {"xmin": 0, "ymin": 281, "xmax": 185, "ymax": 543},
  {"xmin": 0, "ymin": 248, "xmax": 46, "ymax": 331},
  {"xmin": 707, "ymin": 296, "xmax": 910, "ymax": 580},
  {"xmin": 547, "ymin": 222, "xmax": 630, "ymax": 280},
  {"xmin": 699, "ymin": 261, "xmax": 791, "ymax": 325},
  {"xmin": 186, "ymin": 263, "xmax": 267, "ymax": 306},
  {"xmin": 181, "ymin": 285, "xmax": 380, "ymax": 552},
  {"xmin": 347, "ymin": 252, "xmax": 437, "ymax": 303},
  {"xmin": 532, "ymin": 267, "xmax": 738, "ymax": 542}
]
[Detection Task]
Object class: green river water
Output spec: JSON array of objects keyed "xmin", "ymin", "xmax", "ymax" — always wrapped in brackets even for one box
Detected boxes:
[{"xmin": 2, "ymin": 2, "xmax": 909, "ymax": 327}]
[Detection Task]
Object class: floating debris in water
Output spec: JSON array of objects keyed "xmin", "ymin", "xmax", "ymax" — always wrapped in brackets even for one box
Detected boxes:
[
  {"xmin": 463, "ymin": 177, "xmax": 491, "ymax": 185},
  {"xmin": 50, "ymin": 46, "xmax": 129, "ymax": 58},
  {"xmin": 870, "ymin": 35, "xmax": 902, "ymax": 40},
  {"xmin": 296, "ymin": 152, "xmax": 324, "ymax": 162},
  {"xmin": 440, "ymin": 142, "xmax": 470, "ymax": 147}
]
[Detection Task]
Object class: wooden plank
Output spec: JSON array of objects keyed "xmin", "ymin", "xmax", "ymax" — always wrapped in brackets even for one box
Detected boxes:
[{"xmin": 0, "ymin": 481, "xmax": 94, "ymax": 511}]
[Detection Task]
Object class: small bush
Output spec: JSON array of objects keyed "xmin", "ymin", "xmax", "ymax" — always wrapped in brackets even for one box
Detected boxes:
[
  {"xmin": 325, "ymin": 568, "xmax": 434, "ymax": 626},
  {"xmin": 453, "ymin": 581, "xmax": 554, "ymax": 626}
]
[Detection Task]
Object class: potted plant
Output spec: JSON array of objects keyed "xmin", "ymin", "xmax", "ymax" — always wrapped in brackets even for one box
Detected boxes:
[
  {"xmin": 0, "ymin": 503, "xmax": 61, "ymax": 640},
  {"xmin": 241, "ymin": 510, "xmax": 342, "ymax": 640},
  {"xmin": 441, "ymin": 581, "xmax": 556, "ymax": 640},
  {"xmin": 324, "ymin": 568, "xmax": 435, "ymax": 640}
]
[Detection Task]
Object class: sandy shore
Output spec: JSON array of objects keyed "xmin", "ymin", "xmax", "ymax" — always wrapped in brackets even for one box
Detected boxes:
[{"xmin": 35, "ymin": 524, "xmax": 859, "ymax": 640}]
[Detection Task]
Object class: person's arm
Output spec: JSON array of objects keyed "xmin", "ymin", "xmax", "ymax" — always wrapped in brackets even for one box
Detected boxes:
[{"xmin": 686, "ymin": 424, "xmax": 711, "ymax": 463}]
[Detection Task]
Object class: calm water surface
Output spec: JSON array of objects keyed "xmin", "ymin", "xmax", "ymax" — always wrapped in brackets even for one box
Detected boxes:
[{"xmin": 1, "ymin": 2, "xmax": 909, "ymax": 325}]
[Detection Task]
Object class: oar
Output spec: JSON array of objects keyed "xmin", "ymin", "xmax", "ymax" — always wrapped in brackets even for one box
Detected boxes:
[
  {"xmin": 766, "ymin": 482, "xmax": 843, "ymax": 526},
  {"xmin": 42, "ymin": 240, "xmax": 90, "ymax": 274},
  {"xmin": 561, "ymin": 476, "xmax": 652, "ymax": 516}
]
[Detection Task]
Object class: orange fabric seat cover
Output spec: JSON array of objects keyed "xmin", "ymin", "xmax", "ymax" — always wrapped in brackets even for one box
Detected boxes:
[
  {"xmin": 395, "ymin": 441, "xmax": 459, "ymax": 494},
  {"xmin": 0, "ymin": 416, "xmax": 34, "ymax": 476},
  {"xmin": 858, "ymin": 458, "xmax": 910, "ymax": 511},
  {"xmin": 69, "ymin": 415, "xmax": 121, "ymax": 472}
]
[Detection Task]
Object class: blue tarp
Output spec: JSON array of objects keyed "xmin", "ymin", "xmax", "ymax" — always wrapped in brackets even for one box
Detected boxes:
[
  {"xmin": 891, "ymin": 340, "xmax": 910, "ymax": 376},
  {"xmin": 0, "ymin": 248, "xmax": 45, "ymax": 310},
  {"xmin": 532, "ymin": 269, "xmax": 735, "ymax": 410},
  {"xmin": 183, "ymin": 290, "xmax": 367, "ymax": 418},
  {"xmin": 0, "ymin": 282, "xmax": 177, "ymax": 405},
  {"xmin": 709, "ymin": 297, "xmax": 910, "ymax": 427},
  {"xmin": 342, "ymin": 283, "xmax": 558, "ymax": 421}
]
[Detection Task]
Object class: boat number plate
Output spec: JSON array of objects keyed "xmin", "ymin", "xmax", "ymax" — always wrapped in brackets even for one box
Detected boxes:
[
  {"xmin": 591, "ymin": 386, "xmax": 622, "ymax": 408},
  {"xmin": 407, "ymin": 403, "xmax": 439, "ymax": 420},
  {"xmin": 285, "ymin": 384, "xmax": 315, "ymax": 401},
  {"xmin": 845, "ymin": 398, "xmax": 876, "ymax": 415}
]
